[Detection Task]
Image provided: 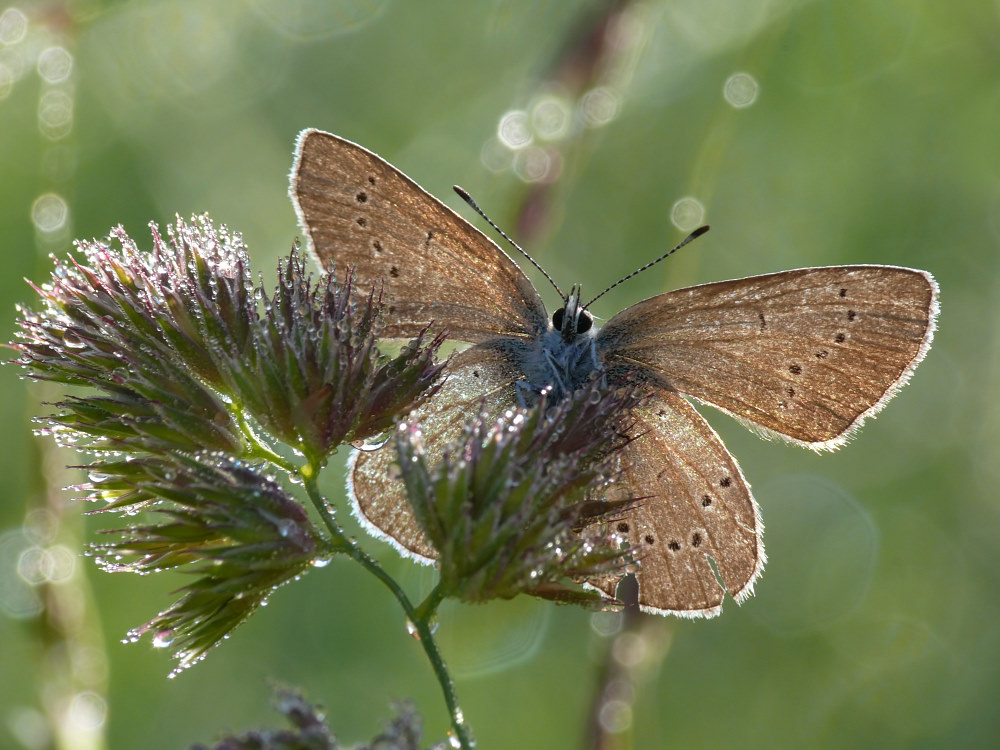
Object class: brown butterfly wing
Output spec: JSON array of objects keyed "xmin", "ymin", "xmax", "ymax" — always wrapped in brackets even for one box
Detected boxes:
[
  {"xmin": 592, "ymin": 392, "xmax": 763, "ymax": 616},
  {"xmin": 597, "ymin": 266, "xmax": 938, "ymax": 449},
  {"xmin": 291, "ymin": 129, "xmax": 548, "ymax": 343},
  {"xmin": 350, "ymin": 345, "xmax": 521, "ymax": 561}
]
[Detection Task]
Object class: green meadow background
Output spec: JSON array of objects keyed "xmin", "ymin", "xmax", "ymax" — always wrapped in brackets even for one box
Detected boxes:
[{"xmin": 1, "ymin": 1, "xmax": 996, "ymax": 748}]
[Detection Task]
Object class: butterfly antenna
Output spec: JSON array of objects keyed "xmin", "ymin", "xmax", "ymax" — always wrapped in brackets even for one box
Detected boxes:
[
  {"xmin": 584, "ymin": 225, "xmax": 710, "ymax": 309},
  {"xmin": 454, "ymin": 186, "xmax": 565, "ymax": 299}
]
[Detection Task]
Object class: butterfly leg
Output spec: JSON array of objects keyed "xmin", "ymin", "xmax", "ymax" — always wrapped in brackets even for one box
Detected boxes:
[
  {"xmin": 515, "ymin": 379, "xmax": 541, "ymax": 408},
  {"xmin": 542, "ymin": 349, "xmax": 571, "ymax": 395}
]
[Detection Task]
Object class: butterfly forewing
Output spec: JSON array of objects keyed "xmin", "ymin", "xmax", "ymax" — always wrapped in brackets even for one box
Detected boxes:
[
  {"xmin": 594, "ymin": 392, "xmax": 763, "ymax": 616},
  {"xmin": 291, "ymin": 129, "xmax": 548, "ymax": 343},
  {"xmin": 597, "ymin": 266, "xmax": 938, "ymax": 448},
  {"xmin": 350, "ymin": 346, "xmax": 523, "ymax": 561}
]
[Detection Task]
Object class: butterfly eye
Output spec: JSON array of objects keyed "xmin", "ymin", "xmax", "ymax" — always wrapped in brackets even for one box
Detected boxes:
[
  {"xmin": 552, "ymin": 308, "xmax": 593, "ymax": 334},
  {"xmin": 552, "ymin": 308, "xmax": 565, "ymax": 331}
]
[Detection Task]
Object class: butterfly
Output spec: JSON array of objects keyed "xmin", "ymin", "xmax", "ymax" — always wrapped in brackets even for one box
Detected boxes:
[{"xmin": 290, "ymin": 128, "xmax": 939, "ymax": 617}]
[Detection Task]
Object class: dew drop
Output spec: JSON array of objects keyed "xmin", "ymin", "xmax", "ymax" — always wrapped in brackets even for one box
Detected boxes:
[
  {"xmin": 590, "ymin": 610, "xmax": 624, "ymax": 637},
  {"xmin": 598, "ymin": 698, "xmax": 633, "ymax": 734},
  {"xmin": 480, "ymin": 135, "xmax": 513, "ymax": 173},
  {"xmin": 580, "ymin": 86, "xmax": 621, "ymax": 128},
  {"xmin": 359, "ymin": 432, "xmax": 392, "ymax": 451},
  {"xmin": 62, "ymin": 331, "xmax": 85, "ymax": 349},
  {"xmin": 0, "ymin": 8, "xmax": 28, "ymax": 45},
  {"xmin": 31, "ymin": 192, "xmax": 69, "ymax": 233},
  {"xmin": 497, "ymin": 109, "xmax": 532, "ymax": 149},
  {"xmin": 723, "ymin": 71, "xmax": 760, "ymax": 109},
  {"xmin": 512, "ymin": 145, "xmax": 555, "ymax": 183},
  {"xmin": 670, "ymin": 197, "xmax": 705, "ymax": 232},
  {"xmin": 38, "ymin": 88, "xmax": 74, "ymax": 139},
  {"xmin": 405, "ymin": 618, "xmax": 420, "ymax": 640},
  {"xmin": 37, "ymin": 46, "xmax": 74, "ymax": 84},
  {"xmin": 531, "ymin": 94, "xmax": 572, "ymax": 141}
]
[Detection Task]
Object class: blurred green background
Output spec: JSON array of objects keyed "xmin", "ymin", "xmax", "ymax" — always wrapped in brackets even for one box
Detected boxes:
[{"xmin": 1, "ymin": 0, "xmax": 996, "ymax": 748}]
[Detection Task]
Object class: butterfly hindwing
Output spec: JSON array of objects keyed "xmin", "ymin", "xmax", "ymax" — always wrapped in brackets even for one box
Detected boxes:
[
  {"xmin": 350, "ymin": 345, "xmax": 523, "ymax": 562},
  {"xmin": 597, "ymin": 266, "xmax": 938, "ymax": 449},
  {"xmin": 291, "ymin": 129, "xmax": 548, "ymax": 343},
  {"xmin": 594, "ymin": 391, "xmax": 763, "ymax": 616}
]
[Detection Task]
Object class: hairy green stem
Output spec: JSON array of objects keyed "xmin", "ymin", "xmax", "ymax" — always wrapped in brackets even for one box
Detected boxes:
[{"xmin": 302, "ymin": 467, "xmax": 473, "ymax": 749}]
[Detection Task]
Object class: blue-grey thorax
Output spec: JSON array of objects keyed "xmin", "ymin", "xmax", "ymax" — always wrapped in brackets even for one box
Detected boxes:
[{"xmin": 517, "ymin": 288, "xmax": 604, "ymax": 405}]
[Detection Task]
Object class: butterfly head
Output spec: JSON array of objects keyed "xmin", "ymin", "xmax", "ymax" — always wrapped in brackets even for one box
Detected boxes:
[
  {"xmin": 552, "ymin": 286, "xmax": 594, "ymax": 343},
  {"xmin": 526, "ymin": 285, "xmax": 601, "ymax": 402}
]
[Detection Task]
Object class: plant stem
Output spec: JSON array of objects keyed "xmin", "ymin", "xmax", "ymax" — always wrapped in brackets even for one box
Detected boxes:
[
  {"xmin": 233, "ymin": 408, "xmax": 300, "ymax": 474},
  {"xmin": 302, "ymin": 469, "xmax": 474, "ymax": 749}
]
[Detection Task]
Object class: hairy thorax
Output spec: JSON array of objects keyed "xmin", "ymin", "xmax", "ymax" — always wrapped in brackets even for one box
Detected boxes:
[{"xmin": 518, "ymin": 324, "xmax": 603, "ymax": 404}]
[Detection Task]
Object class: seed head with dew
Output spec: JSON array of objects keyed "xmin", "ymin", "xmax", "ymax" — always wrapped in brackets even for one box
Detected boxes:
[
  {"xmin": 8, "ymin": 214, "xmax": 448, "ymax": 677},
  {"xmin": 395, "ymin": 380, "xmax": 645, "ymax": 607},
  {"xmin": 87, "ymin": 453, "xmax": 323, "ymax": 676},
  {"xmin": 10, "ymin": 215, "xmax": 446, "ymax": 464}
]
